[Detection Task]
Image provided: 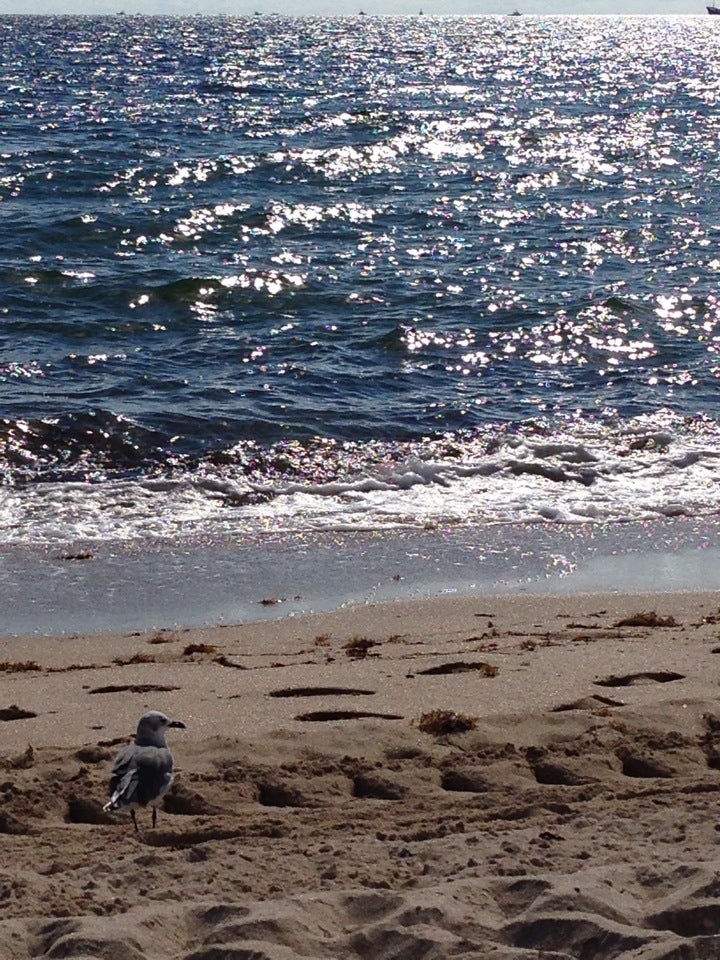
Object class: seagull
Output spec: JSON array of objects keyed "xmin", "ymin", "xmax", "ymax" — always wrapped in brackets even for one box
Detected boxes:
[{"xmin": 103, "ymin": 710, "xmax": 185, "ymax": 831}]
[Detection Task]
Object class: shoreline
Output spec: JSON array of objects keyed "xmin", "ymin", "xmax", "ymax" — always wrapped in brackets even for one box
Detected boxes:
[{"xmin": 3, "ymin": 514, "xmax": 720, "ymax": 637}]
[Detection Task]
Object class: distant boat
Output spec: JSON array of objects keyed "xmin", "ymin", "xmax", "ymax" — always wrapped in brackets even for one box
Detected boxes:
[{"xmin": 708, "ymin": 5, "xmax": 720, "ymax": 12}]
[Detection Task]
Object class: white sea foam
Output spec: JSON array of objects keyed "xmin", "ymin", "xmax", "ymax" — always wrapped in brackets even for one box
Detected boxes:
[{"xmin": 2, "ymin": 412, "xmax": 719, "ymax": 546}]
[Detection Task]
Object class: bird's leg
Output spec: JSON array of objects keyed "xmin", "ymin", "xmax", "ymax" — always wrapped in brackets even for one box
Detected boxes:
[
  {"xmin": 152, "ymin": 806, "xmax": 157, "ymax": 828},
  {"xmin": 131, "ymin": 810, "xmax": 138, "ymax": 832}
]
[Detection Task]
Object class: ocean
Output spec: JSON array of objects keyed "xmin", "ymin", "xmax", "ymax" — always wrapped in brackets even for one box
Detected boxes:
[{"xmin": 3, "ymin": 13, "xmax": 720, "ymax": 634}]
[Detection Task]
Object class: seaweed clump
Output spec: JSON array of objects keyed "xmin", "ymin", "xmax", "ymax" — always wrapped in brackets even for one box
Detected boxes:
[{"xmin": 417, "ymin": 710, "xmax": 477, "ymax": 736}]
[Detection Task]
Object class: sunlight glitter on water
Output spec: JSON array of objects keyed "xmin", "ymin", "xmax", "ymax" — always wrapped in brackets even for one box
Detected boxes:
[{"xmin": 6, "ymin": 15, "xmax": 720, "ymax": 552}]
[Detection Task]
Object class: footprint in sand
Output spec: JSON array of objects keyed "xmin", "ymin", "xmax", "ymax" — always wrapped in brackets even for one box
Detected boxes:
[
  {"xmin": 88, "ymin": 683, "xmax": 180, "ymax": 695},
  {"xmin": 0, "ymin": 705, "xmax": 36, "ymax": 721},
  {"xmin": 295, "ymin": 710, "xmax": 403, "ymax": 722},
  {"xmin": 416, "ymin": 661, "xmax": 498, "ymax": 677},
  {"xmin": 269, "ymin": 686, "xmax": 376, "ymax": 698},
  {"xmin": 593, "ymin": 671, "xmax": 684, "ymax": 688},
  {"xmin": 552, "ymin": 694, "xmax": 625, "ymax": 712}
]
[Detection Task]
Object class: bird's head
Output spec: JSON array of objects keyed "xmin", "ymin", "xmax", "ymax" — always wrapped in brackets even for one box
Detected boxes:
[{"xmin": 135, "ymin": 710, "xmax": 186, "ymax": 746}]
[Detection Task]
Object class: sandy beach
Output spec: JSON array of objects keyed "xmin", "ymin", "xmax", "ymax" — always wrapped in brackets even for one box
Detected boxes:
[{"xmin": 2, "ymin": 588, "xmax": 720, "ymax": 959}]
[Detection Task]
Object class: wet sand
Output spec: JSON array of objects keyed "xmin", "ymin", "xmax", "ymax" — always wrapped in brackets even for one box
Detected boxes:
[{"xmin": 2, "ymin": 589, "xmax": 720, "ymax": 959}]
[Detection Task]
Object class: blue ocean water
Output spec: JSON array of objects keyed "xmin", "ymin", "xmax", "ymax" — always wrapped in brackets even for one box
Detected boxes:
[{"xmin": 3, "ymin": 14, "xmax": 720, "ymax": 631}]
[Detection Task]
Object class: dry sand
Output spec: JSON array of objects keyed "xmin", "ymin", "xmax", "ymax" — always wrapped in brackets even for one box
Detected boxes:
[{"xmin": 2, "ymin": 589, "xmax": 720, "ymax": 959}]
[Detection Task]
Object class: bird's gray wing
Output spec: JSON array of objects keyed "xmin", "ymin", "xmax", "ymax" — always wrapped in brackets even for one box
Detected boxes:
[
  {"xmin": 105, "ymin": 744, "xmax": 174, "ymax": 810},
  {"xmin": 106, "ymin": 742, "xmax": 138, "ymax": 807}
]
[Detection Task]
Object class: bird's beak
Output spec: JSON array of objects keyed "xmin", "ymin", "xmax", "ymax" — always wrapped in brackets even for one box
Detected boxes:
[{"xmin": 168, "ymin": 719, "xmax": 186, "ymax": 729}]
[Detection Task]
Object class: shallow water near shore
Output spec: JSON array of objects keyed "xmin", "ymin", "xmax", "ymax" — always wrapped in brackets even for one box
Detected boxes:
[{"xmin": 2, "ymin": 515, "xmax": 719, "ymax": 637}]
